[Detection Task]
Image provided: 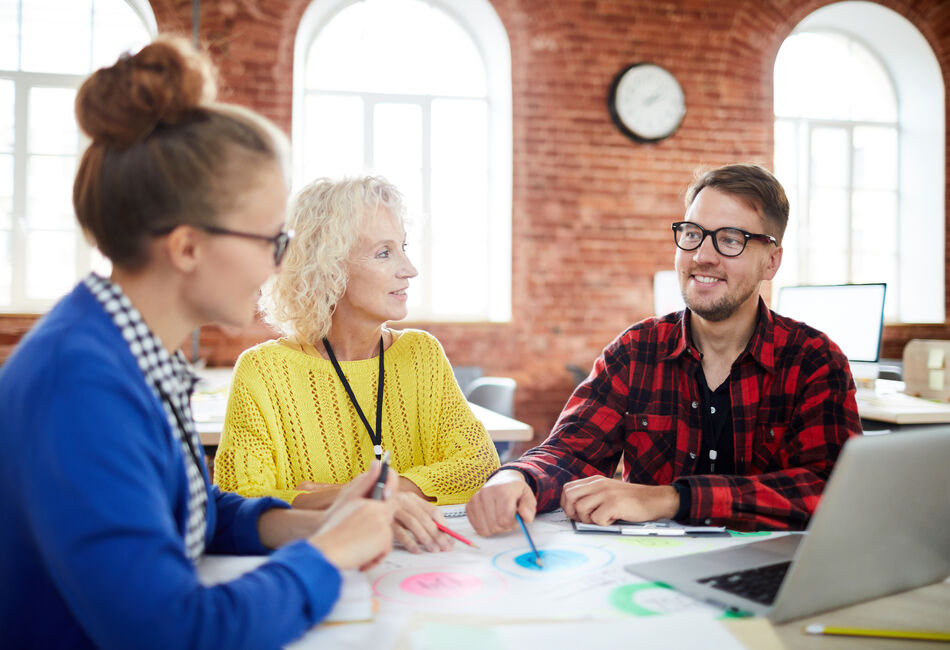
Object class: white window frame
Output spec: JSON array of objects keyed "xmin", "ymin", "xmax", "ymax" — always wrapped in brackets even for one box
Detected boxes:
[
  {"xmin": 774, "ymin": 1, "xmax": 945, "ymax": 324},
  {"xmin": 292, "ymin": 0, "xmax": 513, "ymax": 322},
  {"xmin": 1, "ymin": 0, "xmax": 156, "ymax": 314}
]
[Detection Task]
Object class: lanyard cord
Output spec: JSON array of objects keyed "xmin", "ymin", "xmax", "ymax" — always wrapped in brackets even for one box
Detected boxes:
[
  {"xmin": 155, "ymin": 385, "xmax": 207, "ymax": 488},
  {"xmin": 323, "ymin": 336, "xmax": 385, "ymax": 459}
]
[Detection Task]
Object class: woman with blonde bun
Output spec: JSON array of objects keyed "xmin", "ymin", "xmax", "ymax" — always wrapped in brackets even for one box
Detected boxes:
[{"xmin": 0, "ymin": 36, "xmax": 395, "ymax": 649}]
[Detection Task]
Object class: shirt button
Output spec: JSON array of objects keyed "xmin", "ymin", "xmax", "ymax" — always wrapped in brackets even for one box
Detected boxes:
[
  {"xmin": 769, "ymin": 428, "xmax": 775, "ymax": 439},
  {"xmin": 710, "ymin": 406, "xmax": 716, "ymax": 414},
  {"xmin": 691, "ymin": 401, "xmax": 698, "ymax": 409},
  {"xmin": 641, "ymin": 418, "xmax": 648, "ymax": 426},
  {"xmin": 704, "ymin": 518, "xmax": 712, "ymax": 525},
  {"xmin": 689, "ymin": 452, "xmax": 697, "ymax": 460}
]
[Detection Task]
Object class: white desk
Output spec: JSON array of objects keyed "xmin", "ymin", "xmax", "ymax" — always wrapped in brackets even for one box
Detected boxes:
[
  {"xmin": 856, "ymin": 379, "xmax": 950, "ymax": 425},
  {"xmin": 191, "ymin": 367, "xmax": 533, "ymax": 446},
  {"xmin": 199, "ymin": 509, "xmax": 950, "ymax": 649}
]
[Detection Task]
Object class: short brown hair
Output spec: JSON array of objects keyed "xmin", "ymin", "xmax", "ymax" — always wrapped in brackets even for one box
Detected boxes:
[
  {"xmin": 685, "ymin": 163, "xmax": 789, "ymax": 244},
  {"xmin": 73, "ymin": 35, "xmax": 288, "ymax": 270}
]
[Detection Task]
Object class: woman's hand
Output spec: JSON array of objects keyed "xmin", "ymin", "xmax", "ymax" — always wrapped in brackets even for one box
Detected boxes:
[
  {"xmin": 390, "ymin": 489, "xmax": 454, "ymax": 554},
  {"xmin": 307, "ymin": 465, "xmax": 397, "ymax": 570},
  {"xmin": 292, "ymin": 481, "xmax": 343, "ymax": 510}
]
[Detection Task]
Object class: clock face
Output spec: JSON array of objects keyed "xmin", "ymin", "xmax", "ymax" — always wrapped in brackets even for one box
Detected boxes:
[{"xmin": 609, "ymin": 63, "xmax": 686, "ymax": 142}]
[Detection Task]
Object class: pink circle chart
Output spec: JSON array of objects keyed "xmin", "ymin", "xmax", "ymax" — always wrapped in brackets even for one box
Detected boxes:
[
  {"xmin": 372, "ymin": 567, "xmax": 508, "ymax": 607},
  {"xmin": 492, "ymin": 543, "xmax": 614, "ymax": 579}
]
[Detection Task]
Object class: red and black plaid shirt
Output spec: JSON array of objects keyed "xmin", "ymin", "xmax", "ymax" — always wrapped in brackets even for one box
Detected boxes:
[{"xmin": 507, "ymin": 299, "xmax": 861, "ymax": 531}]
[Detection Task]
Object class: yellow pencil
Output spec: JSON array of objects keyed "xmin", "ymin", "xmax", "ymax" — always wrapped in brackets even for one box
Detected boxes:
[{"xmin": 805, "ymin": 624, "xmax": 950, "ymax": 643}]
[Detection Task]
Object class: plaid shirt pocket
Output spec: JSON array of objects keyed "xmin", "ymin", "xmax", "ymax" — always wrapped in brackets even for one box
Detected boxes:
[{"xmin": 623, "ymin": 412, "xmax": 677, "ymax": 484}]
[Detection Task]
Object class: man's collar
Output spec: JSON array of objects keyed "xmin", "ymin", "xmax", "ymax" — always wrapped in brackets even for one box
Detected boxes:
[{"xmin": 664, "ymin": 298, "xmax": 776, "ymax": 373}]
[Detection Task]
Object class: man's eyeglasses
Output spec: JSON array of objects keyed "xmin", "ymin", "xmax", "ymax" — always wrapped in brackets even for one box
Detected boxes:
[
  {"xmin": 672, "ymin": 221, "xmax": 777, "ymax": 258},
  {"xmin": 200, "ymin": 226, "xmax": 294, "ymax": 265}
]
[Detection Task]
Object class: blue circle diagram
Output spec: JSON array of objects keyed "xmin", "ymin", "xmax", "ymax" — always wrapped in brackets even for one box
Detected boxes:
[
  {"xmin": 513, "ymin": 549, "xmax": 588, "ymax": 571},
  {"xmin": 492, "ymin": 543, "xmax": 614, "ymax": 579}
]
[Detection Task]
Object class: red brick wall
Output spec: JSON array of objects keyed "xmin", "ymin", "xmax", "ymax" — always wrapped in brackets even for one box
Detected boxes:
[{"xmin": 3, "ymin": 0, "xmax": 949, "ymax": 448}]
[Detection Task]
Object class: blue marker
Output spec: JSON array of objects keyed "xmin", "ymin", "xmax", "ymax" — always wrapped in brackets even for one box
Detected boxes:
[{"xmin": 515, "ymin": 513, "xmax": 543, "ymax": 567}]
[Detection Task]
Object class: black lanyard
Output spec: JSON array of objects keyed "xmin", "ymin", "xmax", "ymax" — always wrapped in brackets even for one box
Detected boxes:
[
  {"xmin": 323, "ymin": 336, "xmax": 385, "ymax": 459},
  {"xmin": 155, "ymin": 384, "xmax": 208, "ymax": 490}
]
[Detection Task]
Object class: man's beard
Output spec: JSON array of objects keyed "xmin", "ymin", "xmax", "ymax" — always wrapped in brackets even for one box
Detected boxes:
[{"xmin": 682, "ymin": 284, "xmax": 757, "ymax": 322}]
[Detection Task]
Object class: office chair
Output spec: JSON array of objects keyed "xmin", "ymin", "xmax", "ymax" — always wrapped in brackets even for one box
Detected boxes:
[
  {"xmin": 465, "ymin": 376, "xmax": 516, "ymax": 418},
  {"xmin": 465, "ymin": 377, "xmax": 517, "ymax": 461},
  {"xmin": 452, "ymin": 365, "xmax": 484, "ymax": 395}
]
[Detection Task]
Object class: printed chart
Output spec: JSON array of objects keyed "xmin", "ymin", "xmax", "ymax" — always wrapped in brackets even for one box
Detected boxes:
[
  {"xmin": 491, "ymin": 543, "xmax": 614, "ymax": 579},
  {"xmin": 372, "ymin": 566, "xmax": 508, "ymax": 609}
]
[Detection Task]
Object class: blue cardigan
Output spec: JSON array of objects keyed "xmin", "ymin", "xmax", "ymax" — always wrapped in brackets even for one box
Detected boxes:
[{"xmin": 0, "ymin": 284, "xmax": 342, "ymax": 649}]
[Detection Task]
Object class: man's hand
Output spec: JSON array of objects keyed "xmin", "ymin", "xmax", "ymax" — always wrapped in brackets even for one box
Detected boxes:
[
  {"xmin": 466, "ymin": 469, "xmax": 536, "ymax": 537},
  {"xmin": 308, "ymin": 465, "xmax": 397, "ymax": 570},
  {"xmin": 560, "ymin": 476, "xmax": 679, "ymax": 526}
]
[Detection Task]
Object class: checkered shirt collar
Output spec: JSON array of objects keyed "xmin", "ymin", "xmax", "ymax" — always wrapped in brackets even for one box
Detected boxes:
[{"xmin": 83, "ymin": 274, "xmax": 199, "ymax": 398}]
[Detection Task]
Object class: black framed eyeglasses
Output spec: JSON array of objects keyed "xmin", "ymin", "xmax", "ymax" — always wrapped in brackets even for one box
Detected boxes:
[
  {"xmin": 200, "ymin": 226, "xmax": 295, "ymax": 265},
  {"xmin": 672, "ymin": 221, "xmax": 777, "ymax": 258}
]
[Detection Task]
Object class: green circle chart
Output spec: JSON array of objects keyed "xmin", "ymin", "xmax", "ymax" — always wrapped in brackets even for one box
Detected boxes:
[{"xmin": 609, "ymin": 582, "xmax": 692, "ymax": 616}]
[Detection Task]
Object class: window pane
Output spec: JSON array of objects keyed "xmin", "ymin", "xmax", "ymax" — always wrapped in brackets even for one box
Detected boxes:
[
  {"xmin": 0, "ymin": 79, "xmax": 13, "ymax": 151},
  {"xmin": 430, "ymin": 99, "xmax": 489, "ymax": 316},
  {"xmin": 92, "ymin": 0, "xmax": 151, "ymax": 70},
  {"xmin": 853, "ymin": 126, "xmax": 897, "ymax": 190},
  {"xmin": 849, "ymin": 40, "xmax": 897, "ymax": 122},
  {"xmin": 775, "ymin": 33, "xmax": 851, "ymax": 120},
  {"xmin": 26, "ymin": 229, "xmax": 75, "ymax": 300},
  {"xmin": 25, "ymin": 155, "xmax": 76, "ymax": 228},
  {"xmin": 0, "ymin": 230, "xmax": 10, "ymax": 305},
  {"xmin": 0, "ymin": 153, "xmax": 11, "ymax": 229},
  {"xmin": 29, "ymin": 87, "xmax": 79, "ymax": 155},
  {"xmin": 307, "ymin": 0, "xmax": 485, "ymax": 96},
  {"xmin": 852, "ymin": 189, "xmax": 897, "ymax": 259},
  {"xmin": 21, "ymin": 0, "xmax": 92, "ymax": 74},
  {"xmin": 807, "ymin": 187, "xmax": 848, "ymax": 282},
  {"xmin": 810, "ymin": 127, "xmax": 848, "ymax": 188},
  {"xmin": 301, "ymin": 93, "xmax": 364, "ymax": 182},
  {"xmin": 773, "ymin": 119, "xmax": 797, "ymax": 188},
  {"xmin": 373, "ymin": 102, "xmax": 422, "ymax": 202},
  {"xmin": 0, "ymin": 0, "xmax": 16, "ymax": 70},
  {"xmin": 89, "ymin": 245, "xmax": 112, "ymax": 277}
]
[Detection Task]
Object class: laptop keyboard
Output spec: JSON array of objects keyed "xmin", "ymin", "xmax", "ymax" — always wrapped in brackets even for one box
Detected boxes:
[{"xmin": 697, "ymin": 561, "xmax": 791, "ymax": 606}]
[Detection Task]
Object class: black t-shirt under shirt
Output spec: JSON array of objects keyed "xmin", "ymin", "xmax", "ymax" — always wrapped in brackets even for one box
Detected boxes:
[{"xmin": 672, "ymin": 368, "xmax": 735, "ymax": 520}]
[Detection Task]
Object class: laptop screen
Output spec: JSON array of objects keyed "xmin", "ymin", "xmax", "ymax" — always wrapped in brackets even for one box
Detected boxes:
[{"xmin": 775, "ymin": 283, "xmax": 886, "ymax": 363}]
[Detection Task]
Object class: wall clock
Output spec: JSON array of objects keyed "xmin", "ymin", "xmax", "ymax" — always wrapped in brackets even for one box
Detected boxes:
[{"xmin": 608, "ymin": 62, "xmax": 686, "ymax": 143}]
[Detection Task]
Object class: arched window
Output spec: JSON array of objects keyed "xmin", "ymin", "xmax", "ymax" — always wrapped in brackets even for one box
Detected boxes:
[
  {"xmin": 294, "ymin": 0, "xmax": 512, "ymax": 322},
  {"xmin": 773, "ymin": 2, "xmax": 944, "ymax": 324},
  {"xmin": 0, "ymin": 0, "xmax": 154, "ymax": 312}
]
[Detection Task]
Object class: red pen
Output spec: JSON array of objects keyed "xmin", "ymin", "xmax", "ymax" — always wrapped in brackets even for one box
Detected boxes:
[{"xmin": 436, "ymin": 522, "xmax": 479, "ymax": 549}]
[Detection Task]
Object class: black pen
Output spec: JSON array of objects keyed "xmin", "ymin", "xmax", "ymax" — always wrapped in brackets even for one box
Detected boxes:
[{"xmin": 370, "ymin": 450, "xmax": 390, "ymax": 500}]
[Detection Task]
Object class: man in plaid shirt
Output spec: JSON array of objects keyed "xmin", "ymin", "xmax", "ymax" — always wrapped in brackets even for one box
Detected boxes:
[{"xmin": 467, "ymin": 163, "xmax": 861, "ymax": 534}]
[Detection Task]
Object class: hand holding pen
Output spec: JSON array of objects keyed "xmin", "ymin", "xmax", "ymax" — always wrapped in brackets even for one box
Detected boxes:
[
  {"xmin": 371, "ymin": 450, "xmax": 392, "ymax": 500},
  {"xmin": 307, "ymin": 458, "xmax": 397, "ymax": 570}
]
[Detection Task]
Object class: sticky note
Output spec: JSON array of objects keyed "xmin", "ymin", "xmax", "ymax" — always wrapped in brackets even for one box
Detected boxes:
[
  {"xmin": 927, "ymin": 348, "xmax": 945, "ymax": 369},
  {"xmin": 929, "ymin": 369, "xmax": 945, "ymax": 391}
]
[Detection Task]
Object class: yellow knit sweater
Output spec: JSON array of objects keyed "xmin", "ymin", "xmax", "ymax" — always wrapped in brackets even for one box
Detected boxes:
[{"xmin": 214, "ymin": 329, "xmax": 499, "ymax": 505}]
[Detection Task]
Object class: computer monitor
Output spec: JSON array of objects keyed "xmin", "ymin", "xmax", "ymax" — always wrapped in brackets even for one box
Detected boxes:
[{"xmin": 775, "ymin": 283, "xmax": 887, "ymax": 365}]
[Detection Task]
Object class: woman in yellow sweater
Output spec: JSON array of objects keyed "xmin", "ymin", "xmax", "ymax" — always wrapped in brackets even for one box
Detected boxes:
[{"xmin": 214, "ymin": 176, "xmax": 499, "ymax": 553}]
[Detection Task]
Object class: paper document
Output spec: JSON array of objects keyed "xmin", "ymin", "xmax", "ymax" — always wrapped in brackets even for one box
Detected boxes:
[
  {"xmin": 197, "ymin": 555, "xmax": 373, "ymax": 622},
  {"xmin": 571, "ymin": 518, "xmax": 727, "ymax": 536}
]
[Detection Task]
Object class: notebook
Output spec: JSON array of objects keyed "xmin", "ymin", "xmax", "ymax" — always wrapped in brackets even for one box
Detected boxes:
[{"xmin": 624, "ymin": 428, "xmax": 950, "ymax": 623}]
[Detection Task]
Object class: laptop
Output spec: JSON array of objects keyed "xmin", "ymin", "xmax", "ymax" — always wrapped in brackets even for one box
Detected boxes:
[{"xmin": 624, "ymin": 428, "xmax": 950, "ymax": 623}]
